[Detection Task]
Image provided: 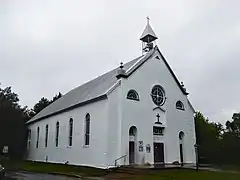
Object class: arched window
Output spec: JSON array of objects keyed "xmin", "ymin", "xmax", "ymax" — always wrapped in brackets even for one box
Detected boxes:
[
  {"xmin": 28, "ymin": 129, "xmax": 31, "ymax": 149},
  {"xmin": 55, "ymin": 121, "xmax": 60, "ymax": 147},
  {"xmin": 85, "ymin": 113, "xmax": 90, "ymax": 145},
  {"xmin": 129, "ymin": 126, "xmax": 137, "ymax": 136},
  {"xmin": 45, "ymin": 124, "xmax": 49, "ymax": 148},
  {"xmin": 127, "ymin": 90, "xmax": 139, "ymax": 101},
  {"xmin": 179, "ymin": 131, "xmax": 185, "ymax": 165},
  {"xmin": 179, "ymin": 131, "xmax": 185, "ymax": 140},
  {"xmin": 69, "ymin": 118, "xmax": 73, "ymax": 146},
  {"xmin": 176, "ymin": 101, "xmax": 184, "ymax": 110},
  {"xmin": 36, "ymin": 127, "xmax": 40, "ymax": 148}
]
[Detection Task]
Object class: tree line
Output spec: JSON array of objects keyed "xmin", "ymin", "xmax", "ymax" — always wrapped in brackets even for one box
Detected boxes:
[
  {"xmin": 0, "ymin": 84, "xmax": 240, "ymax": 165},
  {"xmin": 195, "ymin": 111, "xmax": 240, "ymax": 165},
  {"xmin": 0, "ymin": 85, "xmax": 61, "ymax": 159}
]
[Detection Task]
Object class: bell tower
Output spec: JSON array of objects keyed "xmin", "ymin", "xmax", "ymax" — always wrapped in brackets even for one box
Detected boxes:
[{"xmin": 140, "ymin": 17, "xmax": 158, "ymax": 53}]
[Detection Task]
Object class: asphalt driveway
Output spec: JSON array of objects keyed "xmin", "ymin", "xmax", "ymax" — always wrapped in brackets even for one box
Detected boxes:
[{"xmin": 5, "ymin": 171, "xmax": 80, "ymax": 180}]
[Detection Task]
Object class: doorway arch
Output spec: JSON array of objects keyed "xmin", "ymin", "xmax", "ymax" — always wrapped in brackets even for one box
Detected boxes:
[
  {"xmin": 179, "ymin": 131, "xmax": 185, "ymax": 166},
  {"xmin": 129, "ymin": 126, "xmax": 137, "ymax": 165}
]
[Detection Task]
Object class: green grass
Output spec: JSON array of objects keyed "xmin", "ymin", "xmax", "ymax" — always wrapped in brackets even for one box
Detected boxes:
[
  {"xmin": 215, "ymin": 164, "xmax": 240, "ymax": 172},
  {"xmin": 1, "ymin": 159, "xmax": 240, "ymax": 179},
  {"xmin": 129, "ymin": 169, "xmax": 240, "ymax": 180},
  {"xmin": 0, "ymin": 159, "xmax": 106, "ymax": 177}
]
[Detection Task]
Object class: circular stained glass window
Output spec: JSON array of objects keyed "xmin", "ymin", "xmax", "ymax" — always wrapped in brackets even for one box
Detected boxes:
[{"xmin": 151, "ymin": 85, "xmax": 165, "ymax": 106}]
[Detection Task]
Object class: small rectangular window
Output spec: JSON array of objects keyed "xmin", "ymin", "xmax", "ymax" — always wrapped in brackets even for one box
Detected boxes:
[{"xmin": 153, "ymin": 126, "xmax": 164, "ymax": 135}]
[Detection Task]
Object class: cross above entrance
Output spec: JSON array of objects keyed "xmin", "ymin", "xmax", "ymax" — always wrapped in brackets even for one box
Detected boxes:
[{"xmin": 155, "ymin": 113, "xmax": 162, "ymax": 124}]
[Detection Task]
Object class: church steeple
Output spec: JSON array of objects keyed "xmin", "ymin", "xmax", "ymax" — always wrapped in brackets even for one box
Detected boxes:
[{"xmin": 140, "ymin": 17, "xmax": 158, "ymax": 53}]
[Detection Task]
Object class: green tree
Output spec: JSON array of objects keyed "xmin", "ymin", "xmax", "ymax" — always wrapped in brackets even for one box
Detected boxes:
[
  {"xmin": 226, "ymin": 113, "xmax": 240, "ymax": 134},
  {"xmin": 195, "ymin": 112, "xmax": 223, "ymax": 164},
  {"xmin": 29, "ymin": 92, "xmax": 62, "ymax": 118},
  {"xmin": 32, "ymin": 97, "xmax": 50, "ymax": 115},
  {"xmin": 222, "ymin": 113, "xmax": 240, "ymax": 164},
  {"xmin": 52, "ymin": 92, "xmax": 62, "ymax": 102},
  {"xmin": 0, "ymin": 86, "xmax": 28, "ymax": 159}
]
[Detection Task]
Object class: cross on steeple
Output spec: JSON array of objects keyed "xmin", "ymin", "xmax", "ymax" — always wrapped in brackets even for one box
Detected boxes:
[
  {"xmin": 155, "ymin": 113, "xmax": 162, "ymax": 124},
  {"xmin": 140, "ymin": 16, "xmax": 158, "ymax": 53},
  {"xmin": 147, "ymin": 16, "xmax": 150, "ymax": 24}
]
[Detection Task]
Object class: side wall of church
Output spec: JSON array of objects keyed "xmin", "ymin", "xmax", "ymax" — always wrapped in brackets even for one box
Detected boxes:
[
  {"xmin": 118, "ymin": 50, "xmax": 196, "ymax": 165},
  {"xmin": 106, "ymin": 84, "xmax": 122, "ymax": 167},
  {"xmin": 27, "ymin": 98, "xmax": 109, "ymax": 168}
]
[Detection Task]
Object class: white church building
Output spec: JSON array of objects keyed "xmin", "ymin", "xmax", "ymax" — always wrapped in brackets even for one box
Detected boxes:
[{"xmin": 27, "ymin": 19, "xmax": 196, "ymax": 168}]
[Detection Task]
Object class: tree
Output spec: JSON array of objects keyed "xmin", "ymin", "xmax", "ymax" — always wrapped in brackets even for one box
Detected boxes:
[
  {"xmin": 29, "ymin": 92, "xmax": 62, "ymax": 118},
  {"xmin": 0, "ymin": 87, "xmax": 20, "ymax": 109},
  {"xmin": 221, "ymin": 113, "xmax": 240, "ymax": 164},
  {"xmin": 52, "ymin": 92, "xmax": 62, "ymax": 102},
  {"xmin": 195, "ymin": 112, "xmax": 223, "ymax": 164},
  {"xmin": 195, "ymin": 111, "xmax": 240, "ymax": 165},
  {"xmin": 0, "ymin": 86, "xmax": 28, "ymax": 159},
  {"xmin": 32, "ymin": 97, "xmax": 50, "ymax": 115},
  {"xmin": 0, "ymin": 85, "xmax": 62, "ymax": 159}
]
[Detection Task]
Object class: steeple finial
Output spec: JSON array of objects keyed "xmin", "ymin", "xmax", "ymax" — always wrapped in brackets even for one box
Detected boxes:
[
  {"xmin": 147, "ymin": 16, "xmax": 150, "ymax": 25},
  {"xmin": 116, "ymin": 62, "xmax": 126, "ymax": 79},
  {"xmin": 181, "ymin": 81, "xmax": 187, "ymax": 93},
  {"xmin": 140, "ymin": 17, "xmax": 158, "ymax": 43},
  {"xmin": 140, "ymin": 17, "xmax": 158, "ymax": 53},
  {"xmin": 120, "ymin": 62, "xmax": 124, "ymax": 69}
]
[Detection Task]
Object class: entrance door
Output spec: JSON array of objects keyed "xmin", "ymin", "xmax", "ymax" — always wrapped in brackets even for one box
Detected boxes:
[
  {"xmin": 129, "ymin": 141, "xmax": 135, "ymax": 164},
  {"xmin": 180, "ymin": 144, "xmax": 184, "ymax": 166},
  {"xmin": 154, "ymin": 143, "xmax": 164, "ymax": 164}
]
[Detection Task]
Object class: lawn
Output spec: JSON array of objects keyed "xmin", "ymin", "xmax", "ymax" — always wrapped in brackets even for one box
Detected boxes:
[
  {"xmin": 125, "ymin": 169, "xmax": 240, "ymax": 180},
  {"xmin": 1, "ymin": 159, "xmax": 240, "ymax": 179},
  {"xmin": 0, "ymin": 159, "xmax": 106, "ymax": 177}
]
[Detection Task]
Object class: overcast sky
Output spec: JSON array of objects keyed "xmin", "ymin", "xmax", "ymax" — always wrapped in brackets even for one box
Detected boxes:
[{"xmin": 1, "ymin": 0, "xmax": 240, "ymax": 123}]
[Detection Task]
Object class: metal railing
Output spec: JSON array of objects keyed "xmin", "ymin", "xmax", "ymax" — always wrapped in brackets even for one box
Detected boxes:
[{"xmin": 114, "ymin": 154, "xmax": 127, "ymax": 166}]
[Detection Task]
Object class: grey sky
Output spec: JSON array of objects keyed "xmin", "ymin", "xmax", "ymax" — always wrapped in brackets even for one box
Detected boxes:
[{"xmin": 1, "ymin": 0, "xmax": 239, "ymax": 123}]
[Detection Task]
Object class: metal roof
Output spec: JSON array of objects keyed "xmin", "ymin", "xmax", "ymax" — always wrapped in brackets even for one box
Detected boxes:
[
  {"xmin": 140, "ymin": 21, "xmax": 158, "ymax": 43},
  {"xmin": 27, "ymin": 54, "xmax": 147, "ymax": 124}
]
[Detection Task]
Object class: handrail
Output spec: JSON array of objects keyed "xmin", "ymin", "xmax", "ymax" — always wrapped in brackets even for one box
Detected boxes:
[{"xmin": 115, "ymin": 154, "xmax": 127, "ymax": 166}]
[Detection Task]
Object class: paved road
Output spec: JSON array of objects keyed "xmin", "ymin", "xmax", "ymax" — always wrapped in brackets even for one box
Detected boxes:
[{"xmin": 5, "ymin": 171, "xmax": 81, "ymax": 180}]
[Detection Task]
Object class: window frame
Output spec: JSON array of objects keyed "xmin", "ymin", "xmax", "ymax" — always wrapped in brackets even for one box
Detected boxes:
[
  {"xmin": 55, "ymin": 121, "xmax": 60, "ymax": 147},
  {"xmin": 84, "ymin": 113, "xmax": 90, "ymax": 146},
  {"xmin": 68, "ymin": 118, "xmax": 73, "ymax": 147},
  {"xmin": 176, "ymin": 101, "xmax": 185, "ymax": 110},
  {"xmin": 27, "ymin": 129, "xmax": 31, "ymax": 149},
  {"xmin": 153, "ymin": 126, "xmax": 164, "ymax": 136},
  {"xmin": 127, "ymin": 89, "xmax": 140, "ymax": 101},
  {"xmin": 36, "ymin": 127, "xmax": 40, "ymax": 148},
  {"xmin": 151, "ymin": 85, "xmax": 166, "ymax": 106},
  {"xmin": 45, "ymin": 124, "xmax": 49, "ymax": 148},
  {"xmin": 179, "ymin": 131, "xmax": 185, "ymax": 140},
  {"xmin": 129, "ymin": 126, "xmax": 137, "ymax": 136}
]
